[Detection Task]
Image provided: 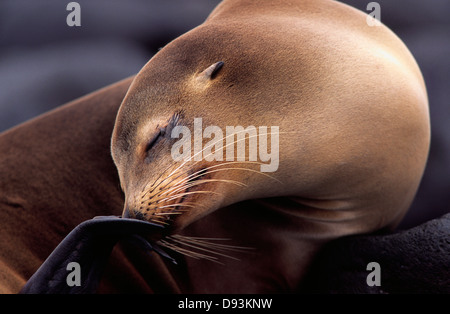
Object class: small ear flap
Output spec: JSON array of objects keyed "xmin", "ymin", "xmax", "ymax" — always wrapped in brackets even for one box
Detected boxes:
[{"xmin": 196, "ymin": 61, "xmax": 224, "ymax": 83}]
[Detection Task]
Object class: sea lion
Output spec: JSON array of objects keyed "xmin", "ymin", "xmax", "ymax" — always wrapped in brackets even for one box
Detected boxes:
[
  {"xmin": 111, "ymin": 0, "xmax": 430, "ymax": 292},
  {"xmin": 0, "ymin": 77, "xmax": 157, "ymax": 293},
  {"xmin": 1, "ymin": 76, "xmax": 186, "ymax": 294}
]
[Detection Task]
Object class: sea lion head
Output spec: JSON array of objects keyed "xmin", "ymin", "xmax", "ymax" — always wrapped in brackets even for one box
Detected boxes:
[
  {"xmin": 111, "ymin": 11, "xmax": 430, "ymax": 238},
  {"xmin": 111, "ymin": 27, "xmax": 290, "ymax": 233}
]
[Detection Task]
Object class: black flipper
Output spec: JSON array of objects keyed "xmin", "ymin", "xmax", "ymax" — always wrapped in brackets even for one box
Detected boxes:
[{"xmin": 20, "ymin": 216, "xmax": 166, "ymax": 294}]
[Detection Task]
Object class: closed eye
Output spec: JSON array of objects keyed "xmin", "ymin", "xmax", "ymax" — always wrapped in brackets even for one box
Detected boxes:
[
  {"xmin": 145, "ymin": 127, "xmax": 165, "ymax": 152},
  {"xmin": 145, "ymin": 112, "xmax": 182, "ymax": 153}
]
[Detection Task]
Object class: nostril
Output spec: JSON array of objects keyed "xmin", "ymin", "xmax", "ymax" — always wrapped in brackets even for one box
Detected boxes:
[
  {"xmin": 135, "ymin": 211, "xmax": 145, "ymax": 220},
  {"xmin": 123, "ymin": 207, "xmax": 146, "ymax": 221}
]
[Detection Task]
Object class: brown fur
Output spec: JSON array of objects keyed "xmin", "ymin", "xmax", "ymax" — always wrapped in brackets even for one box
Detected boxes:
[
  {"xmin": 0, "ymin": 77, "xmax": 150, "ymax": 293},
  {"xmin": 111, "ymin": 0, "xmax": 429, "ymax": 292},
  {"xmin": 1, "ymin": 0, "xmax": 430, "ymax": 294}
]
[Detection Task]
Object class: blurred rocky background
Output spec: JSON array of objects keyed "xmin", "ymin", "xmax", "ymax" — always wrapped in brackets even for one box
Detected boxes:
[{"xmin": 0, "ymin": 0, "xmax": 448, "ymax": 229}]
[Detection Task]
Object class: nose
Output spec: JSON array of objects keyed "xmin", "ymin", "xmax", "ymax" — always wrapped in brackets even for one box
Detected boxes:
[{"xmin": 122, "ymin": 206, "xmax": 146, "ymax": 220}]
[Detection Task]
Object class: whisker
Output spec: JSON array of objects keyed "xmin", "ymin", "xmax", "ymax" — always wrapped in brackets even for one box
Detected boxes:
[
  {"xmin": 193, "ymin": 129, "xmax": 288, "ymax": 166},
  {"xmin": 138, "ymin": 129, "xmax": 293, "ymax": 210},
  {"xmin": 150, "ymin": 163, "xmax": 180, "ymax": 188},
  {"xmin": 157, "ymin": 240, "xmax": 202, "ymax": 259},
  {"xmin": 157, "ymin": 240, "xmax": 223, "ymax": 264},
  {"xmin": 158, "ymin": 201, "xmax": 205, "ymax": 210},
  {"xmin": 154, "ymin": 161, "xmax": 258, "ymax": 198},
  {"xmin": 178, "ymin": 160, "xmax": 263, "ymax": 184},
  {"xmin": 160, "ymin": 190, "xmax": 221, "ymax": 203},
  {"xmin": 184, "ymin": 166, "xmax": 282, "ymax": 184},
  {"xmin": 140, "ymin": 166, "xmax": 186, "ymax": 200},
  {"xmin": 178, "ymin": 161, "xmax": 280, "ymax": 192},
  {"xmin": 193, "ymin": 130, "xmax": 288, "ymax": 168},
  {"xmin": 172, "ymin": 235, "xmax": 254, "ymax": 252},
  {"xmin": 149, "ymin": 218, "xmax": 170, "ymax": 226},
  {"xmin": 139, "ymin": 189, "xmax": 219, "ymax": 208},
  {"xmin": 150, "ymin": 160, "xmax": 264, "ymax": 203},
  {"xmin": 154, "ymin": 212, "xmax": 184, "ymax": 216},
  {"xmin": 157, "ymin": 203, "xmax": 196, "ymax": 210},
  {"xmin": 160, "ymin": 178, "xmax": 246, "ymax": 199},
  {"xmin": 161, "ymin": 128, "xmax": 280, "ymax": 184},
  {"xmin": 142, "ymin": 130, "xmax": 295, "ymax": 199},
  {"xmin": 165, "ymin": 236, "xmax": 241, "ymax": 261}
]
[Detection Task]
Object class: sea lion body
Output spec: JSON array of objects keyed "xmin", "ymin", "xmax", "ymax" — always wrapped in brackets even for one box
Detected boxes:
[
  {"xmin": 111, "ymin": 0, "xmax": 429, "ymax": 292},
  {"xmin": 0, "ymin": 78, "xmax": 144, "ymax": 293},
  {"xmin": 0, "ymin": 78, "xmax": 184, "ymax": 294},
  {"xmin": 2, "ymin": 0, "xmax": 430, "ymax": 294},
  {"xmin": 112, "ymin": 0, "xmax": 429, "ymax": 287}
]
